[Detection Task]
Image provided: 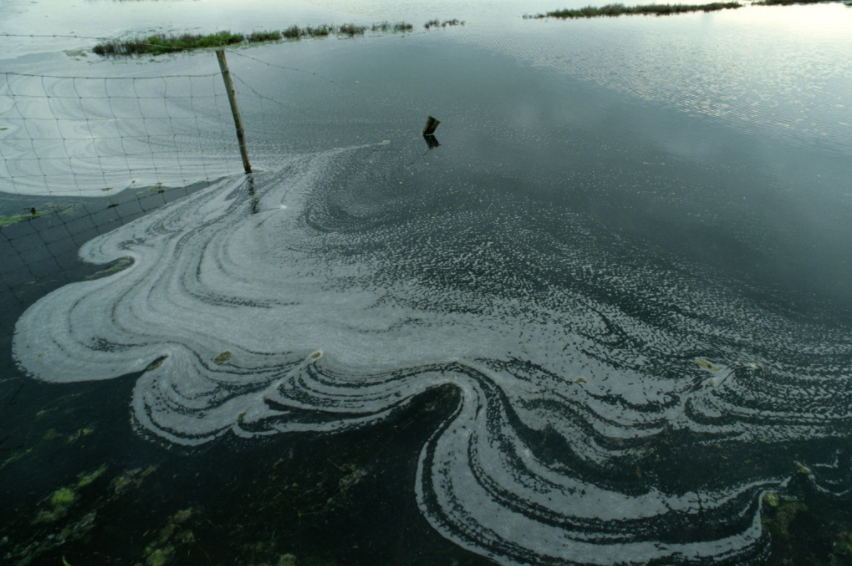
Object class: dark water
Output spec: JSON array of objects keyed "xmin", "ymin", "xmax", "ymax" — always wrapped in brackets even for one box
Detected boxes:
[{"xmin": 3, "ymin": 4, "xmax": 852, "ymax": 566}]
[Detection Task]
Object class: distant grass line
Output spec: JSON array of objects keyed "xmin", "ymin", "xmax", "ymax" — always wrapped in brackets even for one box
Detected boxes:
[
  {"xmin": 755, "ymin": 0, "xmax": 847, "ymax": 5},
  {"xmin": 525, "ymin": 2, "xmax": 742, "ymax": 19},
  {"xmin": 93, "ymin": 19, "xmax": 449, "ymax": 57}
]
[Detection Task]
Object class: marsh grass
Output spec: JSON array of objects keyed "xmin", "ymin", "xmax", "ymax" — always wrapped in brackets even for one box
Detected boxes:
[
  {"xmin": 94, "ymin": 18, "xmax": 454, "ymax": 57},
  {"xmin": 756, "ymin": 0, "xmax": 846, "ymax": 4},
  {"xmin": 528, "ymin": 2, "xmax": 742, "ymax": 18},
  {"xmin": 424, "ymin": 18, "xmax": 465, "ymax": 29},
  {"xmin": 247, "ymin": 30, "xmax": 281, "ymax": 43},
  {"xmin": 371, "ymin": 21, "xmax": 414, "ymax": 32},
  {"xmin": 93, "ymin": 31, "xmax": 243, "ymax": 56},
  {"xmin": 338, "ymin": 23, "xmax": 367, "ymax": 36}
]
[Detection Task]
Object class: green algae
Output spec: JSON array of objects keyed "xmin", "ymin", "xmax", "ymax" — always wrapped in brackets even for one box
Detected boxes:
[
  {"xmin": 77, "ymin": 464, "xmax": 108, "ymax": 488},
  {"xmin": 795, "ymin": 461, "xmax": 812, "ymax": 475},
  {"xmin": 34, "ymin": 487, "xmax": 76, "ymax": 523},
  {"xmin": 112, "ymin": 465, "xmax": 158, "ymax": 494},
  {"xmin": 147, "ymin": 355, "xmax": 169, "ymax": 371},
  {"xmin": 143, "ymin": 508, "xmax": 197, "ymax": 566},
  {"xmin": 86, "ymin": 257, "xmax": 133, "ymax": 279},
  {"xmin": 763, "ymin": 495, "xmax": 807, "ymax": 537},
  {"xmin": 0, "ymin": 204, "xmax": 75, "ymax": 227},
  {"xmin": 214, "ymin": 351, "xmax": 232, "ymax": 365},
  {"xmin": 146, "ymin": 547, "xmax": 174, "ymax": 566},
  {"xmin": 763, "ymin": 491, "xmax": 779, "ymax": 507},
  {"xmin": 65, "ymin": 426, "xmax": 94, "ymax": 444},
  {"xmin": 51, "ymin": 487, "xmax": 76, "ymax": 507}
]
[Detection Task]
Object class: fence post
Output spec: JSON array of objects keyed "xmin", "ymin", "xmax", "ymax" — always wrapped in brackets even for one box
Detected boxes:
[{"xmin": 216, "ymin": 49, "xmax": 252, "ymax": 174}]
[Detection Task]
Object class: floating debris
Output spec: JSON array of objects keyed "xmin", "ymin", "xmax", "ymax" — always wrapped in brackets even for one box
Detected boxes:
[
  {"xmin": 213, "ymin": 351, "xmax": 232, "ymax": 365},
  {"xmin": 423, "ymin": 115, "xmax": 441, "ymax": 135}
]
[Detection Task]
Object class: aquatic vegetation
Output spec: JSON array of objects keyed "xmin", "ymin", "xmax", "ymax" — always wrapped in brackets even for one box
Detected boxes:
[
  {"xmin": 93, "ymin": 31, "xmax": 244, "ymax": 56},
  {"xmin": 213, "ymin": 351, "xmax": 232, "ymax": 365},
  {"xmin": 371, "ymin": 21, "xmax": 414, "ymax": 32},
  {"xmin": 12, "ymin": 151, "xmax": 852, "ymax": 565},
  {"xmin": 528, "ymin": 2, "xmax": 743, "ymax": 18},
  {"xmin": 112, "ymin": 466, "xmax": 158, "ymax": 494},
  {"xmin": 282, "ymin": 25, "xmax": 303, "ymax": 39},
  {"xmin": 143, "ymin": 508, "xmax": 196, "ymax": 566},
  {"xmin": 85, "ymin": 257, "xmax": 133, "ymax": 280},
  {"xmin": 77, "ymin": 465, "xmax": 108, "ymax": 488},
  {"xmin": 248, "ymin": 30, "xmax": 282, "ymax": 43},
  {"xmin": 424, "ymin": 18, "xmax": 465, "ymax": 29},
  {"xmin": 757, "ymin": 0, "xmax": 846, "ymax": 4},
  {"xmin": 65, "ymin": 427, "xmax": 94, "ymax": 444},
  {"xmin": 92, "ymin": 19, "xmax": 432, "ymax": 56},
  {"xmin": 338, "ymin": 23, "xmax": 367, "ymax": 36},
  {"xmin": 34, "ymin": 487, "xmax": 76, "ymax": 523},
  {"xmin": 0, "ymin": 204, "xmax": 70, "ymax": 228},
  {"xmin": 51, "ymin": 487, "xmax": 76, "ymax": 508}
]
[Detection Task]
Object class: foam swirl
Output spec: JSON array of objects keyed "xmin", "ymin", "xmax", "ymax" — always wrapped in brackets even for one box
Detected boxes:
[{"xmin": 13, "ymin": 146, "xmax": 852, "ymax": 565}]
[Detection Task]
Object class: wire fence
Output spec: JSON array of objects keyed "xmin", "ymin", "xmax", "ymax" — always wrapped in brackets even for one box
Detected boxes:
[{"xmin": 0, "ymin": 70, "xmax": 241, "ymax": 197}]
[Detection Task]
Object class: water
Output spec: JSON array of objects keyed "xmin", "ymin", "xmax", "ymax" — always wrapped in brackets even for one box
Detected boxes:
[{"xmin": 2, "ymin": 1, "xmax": 852, "ymax": 565}]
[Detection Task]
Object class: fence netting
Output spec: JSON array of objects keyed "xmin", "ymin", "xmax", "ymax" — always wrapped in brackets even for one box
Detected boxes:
[{"xmin": 0, "ymin": 71, "xmax": 242, "ymax": 197}]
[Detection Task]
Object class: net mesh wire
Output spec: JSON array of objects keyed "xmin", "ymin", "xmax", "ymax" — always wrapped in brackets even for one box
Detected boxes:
[
  {"xmin": 0, "ymin": 67, "xmax": 257, "ymax": 313},
  {"xmin": 0, "ymin": 71, "xmax": 242, "ymax": 197}
]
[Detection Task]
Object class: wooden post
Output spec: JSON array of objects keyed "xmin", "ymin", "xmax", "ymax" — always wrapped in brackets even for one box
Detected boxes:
[{"xmin": 216, "ymin": 49, "xmax": 251, "ymax": 174}]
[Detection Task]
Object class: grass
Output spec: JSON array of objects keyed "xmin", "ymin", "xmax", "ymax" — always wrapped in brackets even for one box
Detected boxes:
[
  {"xmin": 93, "ymin": 19, "xmax": 453, "ymax": 57},
  {"xmin": 247, "ymin": 30, "xmax": 282, "ymax": 43},
  {"xmin": 338, "ymin": 23, "xmax": 367, "ymax": 36},
  {"xmin": 424, "ymin": 18, "xmax": 465, "ymax": 29},
  {"xmin": 526, "ymin": 2, "xmax": 742, "ymax": 18},
  {"xmin": 93, "ymin": 31, "xmax": 244, "ymax": 56},
  {"xmin": 371, "ymin": 21, "xmax": 414, "ymax": 32},
  {"xmin": 756, "ymin": 0, "xmax": 847, "ymax": 4}
]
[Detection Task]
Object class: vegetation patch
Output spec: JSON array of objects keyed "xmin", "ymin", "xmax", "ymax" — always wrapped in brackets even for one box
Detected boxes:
[
  {"xmin": 371, "ymin": 21, "xmax": 414, "ymax": 32},
  {"xmin": 86, "ymin": 257, "xmax": 133, "ymax": 279},
  {"xmin": 0, "ymin": 204, "xmax": 71, "ymax": 228},
  {"xmin": 248, "ymin": 30, "xmax": 282, "ymax": 43},
  {"xmin": 424, "ymin": 18, "xmax": 465, "ymax": 29},
  {"xmin": 213, "ymin": 351, "xmax": 232, "ymax": 365},
  {"xmin": 525, "ymin": 2, "xmax": 742, "ymax": 18},
  {"xmin": 338, "ymin": 23, "xmax": 367, "ymax": 36},
  {"xmin": 756, "ymin": 0, "xmax": 846, "ymax": 4},
  {"xmin": 93, "ymin": 31, "xmax": 245, "ymax": 56},
  {"xmin": 93, "ymin": 19, "xmax": 431, "ymax": 56}
]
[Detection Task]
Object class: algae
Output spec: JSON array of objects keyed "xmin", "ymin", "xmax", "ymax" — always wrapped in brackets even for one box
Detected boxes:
[
  {"xmin": 77, "ymin": 464, "xmax": 108, "ymax": 488},
  {"xmin": 0, "ymin": 204, "xmax": 75, "ymax": 227},
  {"xmin": 86, "ymin": 257, "xmax": 133, "ymax": 279},
  {"xmin": 65, "ymin": 426, "xmax": 94, "ymax": 444},
  {"xmin": 695, "ymin": 357, "xmax": 723, "ymax": 372},
  {"xmin": 763, "ymin": 491, "xmax": 779, "ymax": 507},
  {"xmin": 34, "ymin": 487, "xmax": 76, "ymax": 523},
  {"xmin": 763, "ymin": 495, "xmax": 807, "ymax": 536},
  {"xmin": 794, "ymin": 461, "xmax": 812, "ymax": 475},
  {"xmin": 51, "ymin": 487, "xmax": 76, "ymax": 507},
  {"xmin": 147, "ymin": 355, "xmax": 169, "ymax": 371}
]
